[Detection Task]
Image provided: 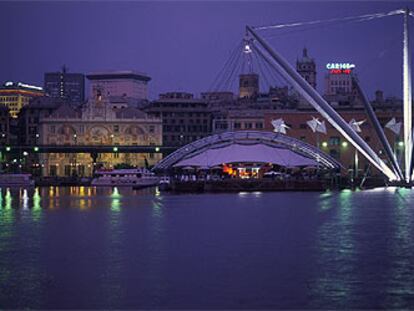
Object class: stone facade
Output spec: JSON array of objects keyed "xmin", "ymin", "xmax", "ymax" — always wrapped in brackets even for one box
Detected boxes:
[{"xmin": 39, "ymin": 96, "xmax": 162, "ymax": 177}]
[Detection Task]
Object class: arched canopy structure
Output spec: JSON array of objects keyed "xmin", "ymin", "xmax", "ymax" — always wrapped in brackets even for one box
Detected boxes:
[{"xmin": 154, "ymin": 131, "xmax": 342, "ymax": 170}]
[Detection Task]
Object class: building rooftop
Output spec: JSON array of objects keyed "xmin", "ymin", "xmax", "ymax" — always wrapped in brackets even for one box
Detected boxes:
[
  {"xmin": 86, "ymin": 71, "xmax": 151, "ymax": 82},
  {"xmin": 0, "ymin": 81, "xmax": 44, "ymax": 95}
]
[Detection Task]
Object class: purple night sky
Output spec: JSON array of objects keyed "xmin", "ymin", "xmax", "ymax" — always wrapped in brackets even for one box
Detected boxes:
[{"xmin": 0, "ymin": 1, "xmax": 413, "ymax": 100}]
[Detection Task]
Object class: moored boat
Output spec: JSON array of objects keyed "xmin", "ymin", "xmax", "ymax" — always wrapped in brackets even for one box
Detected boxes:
[
  {"xmin": 0, "ymin": 174, "xmax": 35, "ymax": 187},
  {"xmin": 91, "ymin": 168, "xmax": 159, "ymax": 187}
]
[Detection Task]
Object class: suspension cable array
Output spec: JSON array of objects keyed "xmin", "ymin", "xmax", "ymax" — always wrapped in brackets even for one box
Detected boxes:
[{"xmin": 246, "ymin": 7, "xmax": 414, "ymax": 183}]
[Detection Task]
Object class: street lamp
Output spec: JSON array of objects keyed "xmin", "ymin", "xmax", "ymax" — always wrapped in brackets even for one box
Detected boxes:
[{"xmin": 341, "ymin": 141, "xmax": 348, "ymax": 148}]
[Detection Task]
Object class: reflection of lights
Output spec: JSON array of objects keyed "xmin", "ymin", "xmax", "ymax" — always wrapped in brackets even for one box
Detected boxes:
[
  {"xmin": 79, "ymin": 199, "xmax": 86, "ymax": 210},
  {"xmin": 365, "ymin": 187, "xmax": 387, "ymax": 192},
  {"xmin": 5, "ymin": 188, "xmax": 12, "ymax": 210},
  {"xmin": 22, "ymin": 189, "xmax": 29, "ymax": 209},
  {"xmin": 155, "ymin": 187, "xmax": 161, "ymax": 197},
  {"xmin": 33, "ymin": 188, "xmax": 41, "ymax": 210},
  {"xmin": 111, "ymin": 187, "xmax": 121, "ymax": 198},
  {"xmin": 385, "ymin": 186, "xmax": 398, "ymax": 193},
  {"xmin": 111, "ymin": 187, "xmax": 121, "ymax": 211},
  {"xmin": 253, "ymin": 191, "xmax": 262, "ymax": 197}
]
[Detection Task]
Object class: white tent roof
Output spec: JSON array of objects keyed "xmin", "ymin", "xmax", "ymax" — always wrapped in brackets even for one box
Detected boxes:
[{"xmin": 173, "ymin": 144, "xmax": 318, "ymax": 168}]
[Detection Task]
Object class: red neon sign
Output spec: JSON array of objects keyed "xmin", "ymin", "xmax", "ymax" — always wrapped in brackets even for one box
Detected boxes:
[{"xmin": 330, "ymin": 69, "xmax": 352, "ymax": 75}]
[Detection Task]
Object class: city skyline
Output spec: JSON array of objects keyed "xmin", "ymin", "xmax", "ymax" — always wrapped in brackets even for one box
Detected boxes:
[{"xmin": 1, "ymin": 1, "xmax": 413, "ymax": 100}]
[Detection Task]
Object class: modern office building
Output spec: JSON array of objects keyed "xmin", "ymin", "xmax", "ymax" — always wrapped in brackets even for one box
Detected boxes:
[
  {"xmin": 86, "ymin": 71, "xmax": 151, "ymax": 100},
  {"xmin": 0, "ymin": 81, "xmax": 45, "ymax": 118},
  {"xmin": 44, "ymin": 66, "xmax": 85, "ymax": 104}
]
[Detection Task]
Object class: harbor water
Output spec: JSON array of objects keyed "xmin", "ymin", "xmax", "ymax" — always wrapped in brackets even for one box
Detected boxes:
[{"xmin": 0, "ymin": 187, "xmax": 413, "ymax": 309}]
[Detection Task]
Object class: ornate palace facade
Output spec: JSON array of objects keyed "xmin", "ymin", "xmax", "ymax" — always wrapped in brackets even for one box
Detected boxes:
[{"xmin": 39, "ymin": 96, "xmax": 162, "ymax": 177}]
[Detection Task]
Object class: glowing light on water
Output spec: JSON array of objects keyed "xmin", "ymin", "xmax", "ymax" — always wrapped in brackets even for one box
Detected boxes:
[
  {"xmin": 5, "ymin": 188, "xmax": 12, "ymax": 210},
  {"xmin": 22, "ymin": 189, "xmax": 29, "ymax": 209},
  {"xmin": 111, "ymin": 187, "xmax": 121, "ymax": 212},
  {"xmin": 33, "ymin": 188, "xmax": 41, "ymax": 210}
]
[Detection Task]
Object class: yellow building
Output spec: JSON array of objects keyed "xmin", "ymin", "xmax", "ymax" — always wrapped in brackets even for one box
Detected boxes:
[
  {"xmin": 39, "ymin": 96, "xmax": 162, "ymax": 177},
  {"xmin": 0, "ymin": 81, "xmax": 45, "ymax": 118}
]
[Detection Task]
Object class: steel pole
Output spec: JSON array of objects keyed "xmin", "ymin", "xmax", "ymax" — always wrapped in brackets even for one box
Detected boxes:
[
  {"xmin": 403, "ymin": 8, "xmax": 412, "ymax": 182},
  {"xmin": 354, "ymin": 80, "xmax": 404, "ymax": 180}
]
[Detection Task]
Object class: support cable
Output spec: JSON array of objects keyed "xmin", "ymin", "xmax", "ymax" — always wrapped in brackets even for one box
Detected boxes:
[{"xmin": 255, "ymin": 9, "xmax": 403, "ymax": 31}]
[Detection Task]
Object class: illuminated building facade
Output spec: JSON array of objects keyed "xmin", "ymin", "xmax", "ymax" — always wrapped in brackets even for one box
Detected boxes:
[
  {"xmin": 44, "ymin": 66, "xmax": 85, "ymax": 104},
  {"xmin": 0, "ymin": 81, "xmax": 45, "ymax": 118},
  {"xmin": 323, "ymin": 63, "xmax": 365, "ymax": 108},
  {"xmin": 38, "ymin": 95, "xmax": 162, "ymax": 177}
]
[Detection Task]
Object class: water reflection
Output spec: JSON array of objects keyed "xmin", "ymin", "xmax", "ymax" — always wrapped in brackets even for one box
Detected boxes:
[
  {"xmin": 111, "ymin": 187, "xmax": 121, "ymax": 212},
  {"xmin": 385, "ymin": 188, "xmax": 414, "ymax": 308},
  {"xmin": 0, "ymin": 187, "xmax": 413, "ymax": 309},
  {"xmin": 147, "ymin": 192, "xmax": 167, "ymax": 305},
  {"xmin": 310, "ymin": 189, "xmax": 357, "ymax": 308},
  {"xmin": 101, "ymin": 186, "xmax": 124, "ymax": 306},
  {"xmin": 318, "ymin": 191, "xmax": 333, "ymax": 212}
]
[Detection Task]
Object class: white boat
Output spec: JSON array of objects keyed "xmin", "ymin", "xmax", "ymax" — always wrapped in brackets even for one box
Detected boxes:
[
  {"xmin": 0, "ymin": 174, "xmax": 35, "ymax": 187},
  {"xmin": 91, "ymin": 168, "xmax": 159, "ymax": 187}
]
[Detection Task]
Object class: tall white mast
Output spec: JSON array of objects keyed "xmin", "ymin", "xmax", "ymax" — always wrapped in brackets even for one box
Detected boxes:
[{"xmin": 403, "ymin": 7, "xmax": 412, "ymax": 182}]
